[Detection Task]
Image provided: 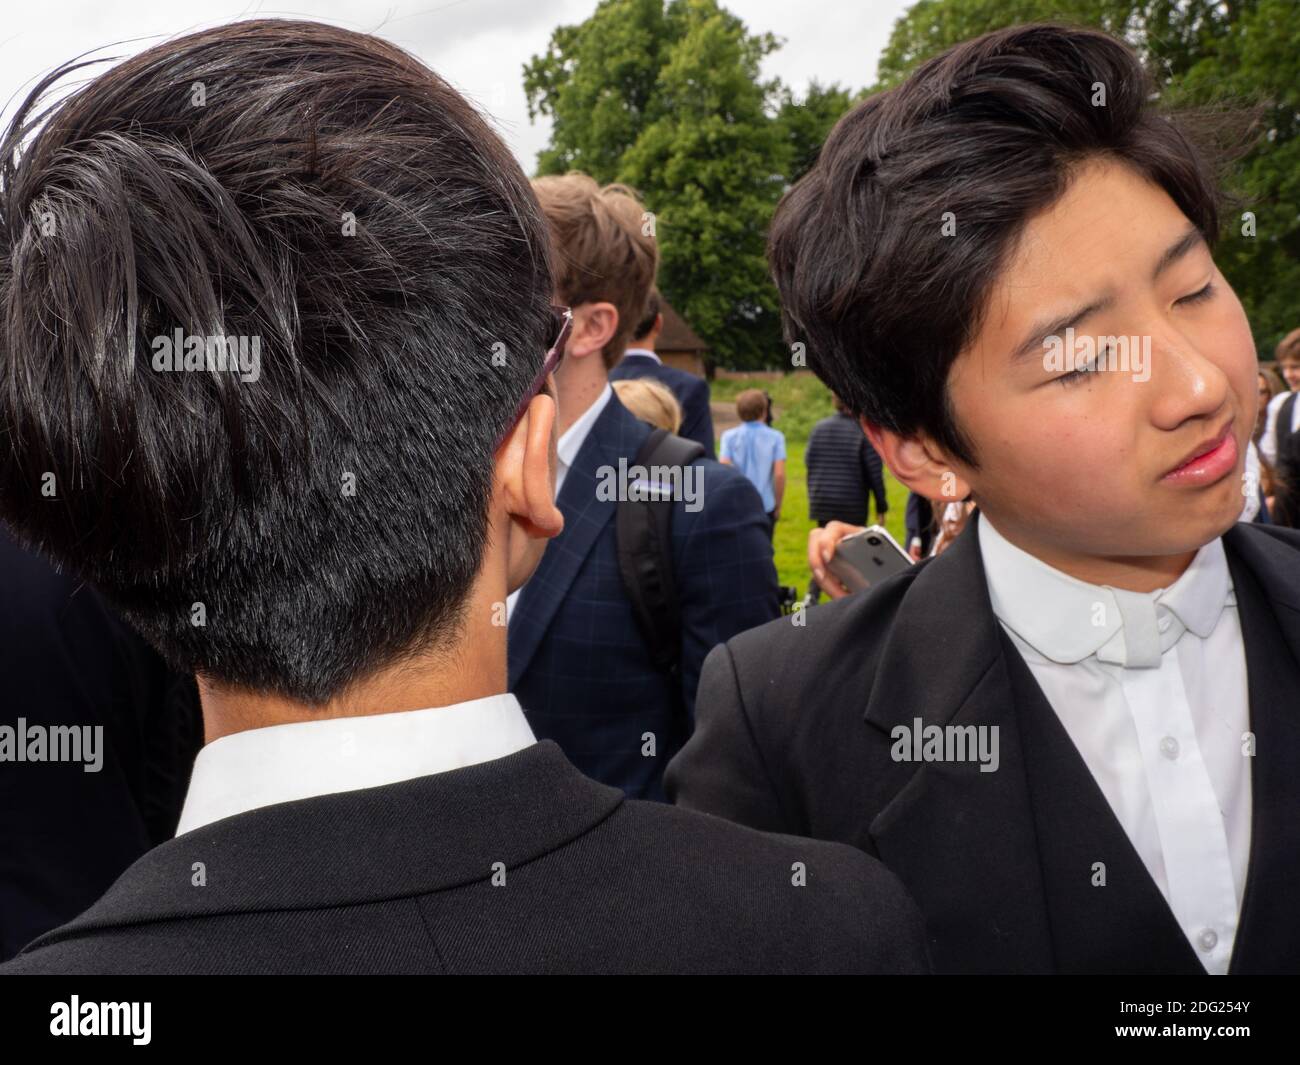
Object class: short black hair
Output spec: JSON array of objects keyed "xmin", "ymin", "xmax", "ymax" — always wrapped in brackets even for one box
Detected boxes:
[
  {"xmin": 769, "ymin": 23, "xmax": 1224, "ymax": 467},
  {"xmin": 0, "ymin": 19, "xmax": 554, "ymax": 703},
  {"xmin": 633, "ymin": 289, "xmax": 661, "ymax": 341}
]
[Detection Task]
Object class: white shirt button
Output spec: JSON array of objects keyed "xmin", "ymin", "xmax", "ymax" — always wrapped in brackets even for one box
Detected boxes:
[
  {"xmin": 1160, "ymin": 736, "xmax": 1180, "ymax": 760},
  {"xmin": 1198, "ymin": 928, "xmax": 1218, "ymax": 952}
]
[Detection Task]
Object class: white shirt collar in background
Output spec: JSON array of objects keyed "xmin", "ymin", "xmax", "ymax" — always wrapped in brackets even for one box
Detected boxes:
[{"xmin": 555, "ymin": 382, "xmax": 613, "ymax": 496}]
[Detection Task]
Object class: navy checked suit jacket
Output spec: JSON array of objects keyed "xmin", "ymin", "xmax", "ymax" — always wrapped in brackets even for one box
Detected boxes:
[
  {"xmin": 609, "ymin": 353, "xmax": 716, "ymax": 458},
  {"xmin": 508, "ymin": 392, "xmax": 779, "ymax": 801}
]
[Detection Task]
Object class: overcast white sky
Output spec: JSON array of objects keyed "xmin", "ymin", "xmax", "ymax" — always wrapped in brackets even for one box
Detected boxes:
[{"xmin": 0, "ymin": 0, "xmax": 913, "ymax": 173}]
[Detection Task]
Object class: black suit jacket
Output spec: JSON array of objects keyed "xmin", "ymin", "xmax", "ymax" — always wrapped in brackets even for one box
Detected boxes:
[
  {"xmin": 0, "ymin": 526, "xmax": 201, "ymax": 960},
  {"xmin": 610, "ymin": 353, "xmax": 716, "ymax": 458},
  {"xmin": 1, "ymin": 741, "xmax": 929, "ymax": 974},
  {"xmin": 667, "ymin": 514, "xmax": 1300, "ymax": 974}
]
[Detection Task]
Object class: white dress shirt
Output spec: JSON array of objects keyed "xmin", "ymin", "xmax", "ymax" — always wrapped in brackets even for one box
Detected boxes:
[
  {"xmin": 175, "ymin": 693, "xmax": 536, "ymax": 835},
  {"xmin": 505, "ymin": 383, "xmax": 613, "ymax": 622},
  {"xmin": 622, "ymin": 346, "xmax": 662, "ymax": 365},
  {"xmin": 978, "ymin": 514, "xmax": 1252, "ymax": 974},
  {"xmin": 1259, "ymin": 389, "xmax": 1299, "ymax": 467}
]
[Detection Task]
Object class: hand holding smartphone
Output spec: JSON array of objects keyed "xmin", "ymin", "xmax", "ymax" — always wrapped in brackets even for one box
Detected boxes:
[{"xmin": 824, "ymin": 524, "xmax": 914, "ymax": 594}]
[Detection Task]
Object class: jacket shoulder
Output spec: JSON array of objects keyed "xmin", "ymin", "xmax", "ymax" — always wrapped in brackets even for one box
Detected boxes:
[
  {"xmin": 732, "ymin": 562, "xmax": 920, "ymax": 664},
  {"xmin": 673, "ymin": 457, "xmax": 764, "ymax": 521},
  {"xmin": 1235, "ymin": 520, "xmax": 1300, "ymax": 551},
  {"xmin": 605, "ymin": 800, "xmax": 929, "ymax": 973},
  {"xmin": 710, "ymin": 564, "xmax": 925, "ymax": 736},
  {"xmin": 1227, "ymin": 521, "xmax": 1300, "ymax": 606},
  {"xmin": 675, "ymin": 369, "xmax": 710, "ymax": 400}
]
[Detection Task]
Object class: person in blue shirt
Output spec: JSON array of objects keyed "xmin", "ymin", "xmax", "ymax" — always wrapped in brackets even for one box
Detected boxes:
[{"xmin": 720, "ymin": 389, "xmax": 787, "ymax": 539}]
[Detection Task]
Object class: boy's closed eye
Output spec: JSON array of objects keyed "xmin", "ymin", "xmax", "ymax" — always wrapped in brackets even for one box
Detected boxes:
[{"xmin": 1049, "ymin": 274, "xmax": 1220, "ymax": 387}]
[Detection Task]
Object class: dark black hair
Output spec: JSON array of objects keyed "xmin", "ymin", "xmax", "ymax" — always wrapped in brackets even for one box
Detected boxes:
[
  {"xmin": 632, "ymin": 288, "xmax": 661, "ymax": 341},
  {"xmin": 769, "ymin": 23, "xmax": 1224, "ymax": 467},
  {"xmin": 0, "ymin": 19, "xmax": 554, "ymax": 703}
]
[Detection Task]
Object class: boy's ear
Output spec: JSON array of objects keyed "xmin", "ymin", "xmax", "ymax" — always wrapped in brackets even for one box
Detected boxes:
[
  {"xmin": 861, "ymin": 417, "xmax": 972, "ymax": 504},
  {"xmin": 497, "ymin": 391, "xmax": 564, "ymax": 540},
  {"xmin": 568, "ymin": 301, "xmax": 619, "ymax": 361}
]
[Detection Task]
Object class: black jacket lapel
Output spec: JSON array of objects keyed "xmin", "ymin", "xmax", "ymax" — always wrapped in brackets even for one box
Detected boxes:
[
  {"xmin": 1008, "ymin": 631, "xmax": 1204, "ymax": 974},
  {"xmin": 863, "ymin": 515, "xmax": 1057, "ymax": 973},
  {"xmin": 1223, "ymin": 524, "xmax": 1300, "ymax": 973}
]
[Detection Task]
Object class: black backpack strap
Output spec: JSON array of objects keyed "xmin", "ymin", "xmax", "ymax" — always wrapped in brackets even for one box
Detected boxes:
[{"xmin": 616, "ymin": 428, "xmax": 706, "ymax": 674}]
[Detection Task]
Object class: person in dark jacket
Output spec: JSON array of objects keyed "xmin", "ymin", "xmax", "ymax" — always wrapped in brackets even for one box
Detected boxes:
[
  {"xmin": 905, "ymin": 492, "xmax": 936, "ymax": 559},
  {"xmin": 807, "ymin": 393, "xmax": 889, "ymax": 526},
  {"xmin": 510, "ymin": 175, "xmax": 781, "ymax": 802},
  {"xmin": 0, "ymin": 526, "xmax": 201, "ymax": 960},
  {"xmin": 609, "ymin": 289, "xmax": 716, "ymax": 458},
  {"xmin": 804, "ymin": 393, "xmax": 888, "ymax": 599},
  {"xmin": 670, "ymin": 24, "xmax": 1300, "ymax": 974}
]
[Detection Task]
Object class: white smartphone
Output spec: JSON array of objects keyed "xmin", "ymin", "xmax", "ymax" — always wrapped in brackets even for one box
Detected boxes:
[{"xmin": 825, "ymin": 524, "xmax": 914, "ymax": 593}]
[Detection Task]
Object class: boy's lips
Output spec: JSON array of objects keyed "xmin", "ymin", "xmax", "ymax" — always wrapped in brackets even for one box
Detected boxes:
[{"xmin": 1161, "ymin": 421, "xmax": 1237, "ymax": 486}]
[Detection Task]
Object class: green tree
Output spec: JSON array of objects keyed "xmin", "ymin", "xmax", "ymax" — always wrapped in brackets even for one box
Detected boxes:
[
  {"xmin": 873, "ymin": 0, "xmax": 1237, "ymax": 89},
  {"xmin": 1172, "ymin": 0, "xmax": 1300, "ymax": 357},
  {"xmin": 525, "ymin": 0, "xmax": 851, "ymax": 369},
  {"xmin": 775, "ymin": 81, "xmax": 853, "ymax": 185},
  {"xmin": 524, "ymin": 0, "xmax": 670, "ymax": 180}
]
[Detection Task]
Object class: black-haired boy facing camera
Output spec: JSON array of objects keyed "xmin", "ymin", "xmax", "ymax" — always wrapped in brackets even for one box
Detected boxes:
[{"xmin": 669, "ymin": 23, "xmax": 1300, "ymax": 974}]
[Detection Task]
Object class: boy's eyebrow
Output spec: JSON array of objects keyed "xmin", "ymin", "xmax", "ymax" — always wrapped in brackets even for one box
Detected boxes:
[
  {"xmin": 1010, "ymin": 295, "xmax": 1116, "ymax": 365},
  {"xmin": 1008, "ymin": 225, "xmax": 1206, "ymax": 366},
  {"xmin": 1151, "ymin": 225, "xmax": 1206, "ymax": 281}
]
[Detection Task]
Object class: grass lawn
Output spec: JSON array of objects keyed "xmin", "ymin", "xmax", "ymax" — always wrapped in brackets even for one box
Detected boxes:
[{"xmin": 709, "ymin": 373, "xmax": 909, "ymax": 594}]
